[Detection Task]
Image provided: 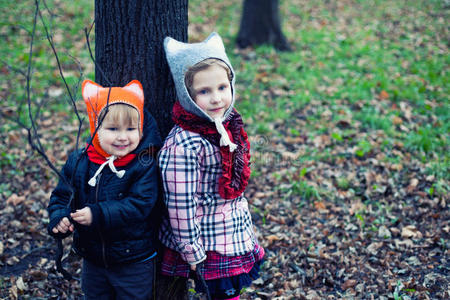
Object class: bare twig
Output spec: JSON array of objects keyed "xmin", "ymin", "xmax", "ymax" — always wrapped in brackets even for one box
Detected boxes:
[{"xmin": 23, "ymin": 0, "xmax": 73, "ymax": 191}]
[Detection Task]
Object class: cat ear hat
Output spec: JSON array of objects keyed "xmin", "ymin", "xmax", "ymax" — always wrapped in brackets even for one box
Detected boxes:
[
  {"xmin": 81, "ymin": 79, "xmax": 145, "ymax": 158},
  {"xmin": 164, "ymin": 32, "xmax": 236, "ymax": 123}
]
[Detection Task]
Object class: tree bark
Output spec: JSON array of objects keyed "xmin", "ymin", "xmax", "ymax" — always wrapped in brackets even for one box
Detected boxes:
[
  {"xmin": 95, "ymin": 0, "xmax": 188, "ymax": 138},
  {"xmin": 236, "ymin": 0, "xmax": 291, "ymax": 51}
]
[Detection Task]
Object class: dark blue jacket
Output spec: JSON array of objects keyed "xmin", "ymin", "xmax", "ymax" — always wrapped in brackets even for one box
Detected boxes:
[{"xmin": 47, "ymin": 111, "xmax": 162, "ymax": 267}]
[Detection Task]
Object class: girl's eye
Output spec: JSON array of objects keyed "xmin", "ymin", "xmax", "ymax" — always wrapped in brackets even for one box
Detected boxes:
[
  {"xmin": 198, "ymin": 89, "xmax": 208, "ymax": 95},
  {"xmin": 218, "ymin": 85, "xmax": 228, "ymax": 91},
  {"xmin": 127, "ymin": 127, "xmax": 137, "ymax": 131},
  {"xmin": 107, "ymin": 127, "xmax": 117, "ymax": 131}
]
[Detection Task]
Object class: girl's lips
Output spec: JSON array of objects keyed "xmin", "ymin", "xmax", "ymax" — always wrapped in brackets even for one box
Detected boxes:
[{"xmin": 209, "ymin": 107, "xmax": 224, "ymax": 112}]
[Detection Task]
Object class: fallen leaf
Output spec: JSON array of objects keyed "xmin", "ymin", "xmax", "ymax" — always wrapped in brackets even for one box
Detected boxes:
[
  {"xmin": 6, "ymin": 194, "xmax": 26, "ymax": 206},
  {"xmin": 367, "ymin": 242, "xmax": 384, "ymax": 255},
  {"xmin": 29, "ymin": 270, "xmax": 48, "ymax": 280},
  {"xmin": 401, "ymin": 225, "xmax": 423, "ymax": 239},
  {"xmin": 9, "ymin": 286, "xmax": 18, "ymax": 300},
  {"xmin": 406, "ymin": 178, "xmax": 419, "ymax": 193},
  {"xmin": 379, "ymin": 90, "xmax": 389, "ymax": 100},
  {"xmin": 341, "ymin": 279, "xmax": 357, "ymax": 290},
  {"xmin": 16, "ymin": 277, "xmax": 27, "ymax": 291},
  {"xmin": 314, "ymin": 201, "xmax": 326, "ymax": 210},
  {"xmin": 266, "ymin": 234, "xmax": 282, "ymax": 244},
  {"xmin": 392, "ymin": 116, "xmax": 403, "ymax": 125}
]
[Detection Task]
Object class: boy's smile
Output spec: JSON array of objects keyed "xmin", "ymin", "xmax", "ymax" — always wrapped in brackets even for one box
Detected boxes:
[
  {"xmin": 192, "ymin": 64, "xmax": 232, "ymax": 119},
  {"xmin": 98, "ymin": 115, "xmax": 141, "ymax": 158}
]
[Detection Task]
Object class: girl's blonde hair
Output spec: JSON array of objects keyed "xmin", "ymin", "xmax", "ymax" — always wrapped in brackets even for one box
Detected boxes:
[
  {"xmin": 99, "ymin": 104, "xmax": 141, "ymax": 135},
  {"xmin": 184, "ymin": 58, "xmax": 233, "ymax": 98}
]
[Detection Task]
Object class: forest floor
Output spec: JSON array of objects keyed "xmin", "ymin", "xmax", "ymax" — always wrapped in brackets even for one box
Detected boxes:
[{"xmin": 0, "ymin": 0, "xmax": 448, "ymax": 299}]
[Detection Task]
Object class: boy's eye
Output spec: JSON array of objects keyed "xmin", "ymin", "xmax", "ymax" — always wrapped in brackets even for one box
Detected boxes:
[
  {"xmin": 218, "ymin": 84, "xmax": 228, "ymax": 91},
  {"xmin": 107, "ymin": 127, "xmax": 117, "ymax": 131},
  {"xmin": 127, "ymin": 127, "xmax": 137, "ymax": 131},
  {"xmin": 197, "ymin": 89, "xmax": 209, "ymax": 95}
]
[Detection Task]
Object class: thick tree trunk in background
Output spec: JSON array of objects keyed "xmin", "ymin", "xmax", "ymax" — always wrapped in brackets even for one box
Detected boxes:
[
  {"xmin": 95, "ymin": 0, "xmax": 188, "ymax": 138},
  {"xmin": 237, "ymin": 0, "xmax": 291, "ymax": 51}
]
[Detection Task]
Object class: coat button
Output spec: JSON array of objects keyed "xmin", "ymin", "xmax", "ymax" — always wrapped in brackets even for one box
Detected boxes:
[
  {"xmin": 118, "ymin": 193, "xmax": 123, "ymax": 198},
  {"xmin": 126, "ymin": 249, "xmax": 130, "ymax": 253}
]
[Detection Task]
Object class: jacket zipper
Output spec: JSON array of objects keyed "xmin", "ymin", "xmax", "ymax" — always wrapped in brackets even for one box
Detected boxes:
[{"xmin": 95, "ymin": 173, "xmax": 108, "ymax": 268}]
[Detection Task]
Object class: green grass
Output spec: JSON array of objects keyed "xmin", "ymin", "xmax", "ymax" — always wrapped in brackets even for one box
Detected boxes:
[
  {"xmin": 190, "ymin": 0, "xmax": 449, "ymax": 191},
  {"xmin": 0, "ymin": 0, "xmax": 448, "ymax": 198}
]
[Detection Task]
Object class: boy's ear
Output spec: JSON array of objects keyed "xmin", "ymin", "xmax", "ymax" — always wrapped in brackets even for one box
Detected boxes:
[
  {"xmin": 82, "ymin": 80, "xmax": 103, "ymax": 100},
  {"xmin": 123, "ymin": 80, "xmax": 144, "ymax": 102}
]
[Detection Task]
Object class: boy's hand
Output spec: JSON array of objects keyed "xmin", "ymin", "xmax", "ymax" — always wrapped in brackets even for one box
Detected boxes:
[
  {"xmin": 190, "ymin": 264, "xmax": 197, "ymax": 271},
  {"xmin": 70, "ymin": 207, "xmax": 93, "ymax": 226},
  {"xmin": 52, "ymin": 217, "xmax": 74, "ymax": 234}
]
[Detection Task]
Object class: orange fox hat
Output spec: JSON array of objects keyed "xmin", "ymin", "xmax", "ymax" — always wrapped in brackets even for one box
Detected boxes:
[{"xmin": 82, "ymin": 79, "xmax": 145, "ymax": 158}]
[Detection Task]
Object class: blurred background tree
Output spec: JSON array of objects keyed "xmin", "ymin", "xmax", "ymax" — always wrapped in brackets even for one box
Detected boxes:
[{"xmin": 236, "ymin": 0, "xmax": 291, "ymax": 51}]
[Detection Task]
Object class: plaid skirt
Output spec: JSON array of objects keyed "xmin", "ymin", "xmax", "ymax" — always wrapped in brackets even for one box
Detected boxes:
[
  {"xmin": 193, "ymin": 258, "xmax": 264, "ymax": 299},
  {"xmin": 161, "ymin": 244, "xmax": 264, "ymax": 280}
]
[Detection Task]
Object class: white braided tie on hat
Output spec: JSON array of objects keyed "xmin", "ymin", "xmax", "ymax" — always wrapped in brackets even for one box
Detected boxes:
[
  {"xmin": 214, "ymin": 118, "xmax": 237, "ymax": 152},
  {"xmin": 88, "ymin": 155, "xmax": 126, "ymax": 187}
]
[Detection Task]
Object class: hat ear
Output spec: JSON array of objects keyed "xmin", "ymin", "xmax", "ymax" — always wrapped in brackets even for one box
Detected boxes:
[
  {"xmin": 164, "ymin": 36, "xmax": 189, "ymax": 56},
  {"xmin": 123, "ymin": 80, "xmax": 144, "ymax": 102},
  {"xmin": 205, "ymin": 32, "xmax": 225, "ymax": 52},
  {"xmin": 82, "ymin": 80, "xmax": 103, "ymax": 100}
]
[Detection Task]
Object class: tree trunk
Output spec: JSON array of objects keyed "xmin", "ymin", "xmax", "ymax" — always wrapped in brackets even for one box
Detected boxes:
[
  {"xmin": 95, "ymin": 0, "xmax": 188, "ymax": 138},
  {"xmin": 236, "ymin": 0, "xmax": 290, "ymax": 51}
]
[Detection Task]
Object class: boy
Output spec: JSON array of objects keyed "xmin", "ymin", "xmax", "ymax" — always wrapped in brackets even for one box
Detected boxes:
[{"xmin": 47, "ymin": 79, "xmax": 161, "ymax": 299}]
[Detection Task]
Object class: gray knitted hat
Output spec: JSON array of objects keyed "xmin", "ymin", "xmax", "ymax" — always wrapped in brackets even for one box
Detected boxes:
[{"xmin": 164, "ymin": 32, "xmax": 236, "ymax": 122}]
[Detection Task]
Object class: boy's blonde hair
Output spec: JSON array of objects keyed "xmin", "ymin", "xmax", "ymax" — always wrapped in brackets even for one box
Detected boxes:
[
  {"xmin": 99, "ymin": 104, "xmax": 141, "ymax": 135},
  {"xmin": 185, "ymin": 58, "xmax": 233, "ymax": 98}
]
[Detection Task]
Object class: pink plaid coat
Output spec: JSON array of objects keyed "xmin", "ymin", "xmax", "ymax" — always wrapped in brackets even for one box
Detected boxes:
[{"xmin": 158, "ymin": 126, "xmax": 258, "ymax": 265}]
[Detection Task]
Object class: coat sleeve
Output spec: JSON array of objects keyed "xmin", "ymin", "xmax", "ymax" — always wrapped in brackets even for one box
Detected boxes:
[
  {"xmin": 158, "ymin": 141, "xmax": 206, "ymax": 265},
  {"xmin": 47, "ymin": 152, "xmax": 77, "ymax": 239},
  {"xmin": 93, "ymin": 158, "xmax": 159, "ymax": 231}
]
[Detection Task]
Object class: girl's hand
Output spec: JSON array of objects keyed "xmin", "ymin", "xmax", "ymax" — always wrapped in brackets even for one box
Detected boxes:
[
  {"xmin": 70, "ymin": 207, "xmax": 93, "ymax": 226},
  {"xmin": 190, "ymin": 264, "xmax": 197, "ymax": 271},
  {"xmin": 52, "ymin": 217, "xmax": 74, "ymax": 234}
]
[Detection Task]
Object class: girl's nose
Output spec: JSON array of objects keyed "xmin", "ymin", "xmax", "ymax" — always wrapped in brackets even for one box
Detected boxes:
[{"xmin": 211, "ymin": 91, "xmax": 220, "ymax": 103}]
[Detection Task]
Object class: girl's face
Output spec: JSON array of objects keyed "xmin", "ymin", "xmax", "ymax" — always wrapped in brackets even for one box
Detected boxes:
[
  {"xmin": 191, "ymin": 65, "xmax": 232, "ymax": 119},
  {"xmin": 98, "ymin": 113, "xmax": 141, "ymax": 158}
]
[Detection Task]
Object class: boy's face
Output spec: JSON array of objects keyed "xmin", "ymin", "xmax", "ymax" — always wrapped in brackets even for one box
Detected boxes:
[
  {"xmin": 192, "ymin": 65, "xmax": 232, "ymax": 119},
  {"xmin": 98, "ymin": 114, "xmax": 141, "ymax": 158}
]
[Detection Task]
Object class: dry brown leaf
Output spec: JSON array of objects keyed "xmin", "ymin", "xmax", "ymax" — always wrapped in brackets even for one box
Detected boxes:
[
  {"xmin": 392, "ymin": 116, "xmax": 403, "ymax": 125},
  {"xmin": 379, "ymin": 90, "xmax": 389, "ymax": 100},
  {"xmin": 341, "ymin": 279, "xmax": 357, "ymax": 290},
  {"xmin": 6, "ymin": 194, "xmax": 26, "ymax": 206},
  {"xmin": 9, "ymin": 285, "xmax": 18, "ymax": 300},
  {"xmin": 266, "ymin": 234, "xmax": 282, "ymax": 244},
  {"xmin": 314, "ymin": 201, "xmax": 326, "ymax": 210},
  {"xmin": 401, "ymin": 225, "xmax": 423, "ymax": 239}
]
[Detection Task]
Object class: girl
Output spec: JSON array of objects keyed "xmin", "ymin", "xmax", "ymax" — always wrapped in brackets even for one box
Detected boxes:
[{"xmin": 158, "ymin": 32, "xmax": 264, "ymax": 300}]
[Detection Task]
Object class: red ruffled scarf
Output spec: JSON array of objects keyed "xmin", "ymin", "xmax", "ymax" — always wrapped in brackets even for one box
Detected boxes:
[{"xmin": 172, "ymin": 101, "xmax": 251, "ymax": 199}]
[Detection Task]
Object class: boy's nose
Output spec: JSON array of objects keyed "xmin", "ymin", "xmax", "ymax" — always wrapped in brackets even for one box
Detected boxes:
[{"xmin": 117, "ymin": 131, "xmax": 127, "ymax": 140}]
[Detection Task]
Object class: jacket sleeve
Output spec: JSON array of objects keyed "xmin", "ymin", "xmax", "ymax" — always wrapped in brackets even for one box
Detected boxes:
[
  {"xmin": 158, "ymin": 141, "xmax": 206, "ymax": 265},
  {"xmin": 94, "ymin": 158, "xmax": 159, "ymax": 230},
  {"xmin": 47, "ymin": 152, "xmax": 77, "ymax": 239}
]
